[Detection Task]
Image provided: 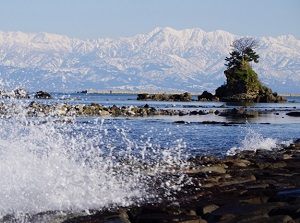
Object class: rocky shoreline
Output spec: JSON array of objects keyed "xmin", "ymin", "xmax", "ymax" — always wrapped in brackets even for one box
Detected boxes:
[
  {"xmin": 1, "ymin": 91, "xmax": 300, "ymax": 223},
  {"xmin": 0, "ymin": 139, "xmax": 300, "ymax": 223},
  {"xmin": 1, "ymin": 100, "xmax": 299, "ymax": 119},
  {"xmin": 3, "ymin": 140, "xmax": 300, "ymax": 223},
  {"xmin": 68, "ymin": 140, "xmax": 300, "ymax": 223},
  {"xmin": 0, "ymin": 90, "xmax": 298, "ymax": 119}
]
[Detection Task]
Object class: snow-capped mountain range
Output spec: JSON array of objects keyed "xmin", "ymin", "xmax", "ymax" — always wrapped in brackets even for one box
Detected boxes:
[{"xmin": 0, "ymin": 27, "xmax": 299, "ymax": 93}]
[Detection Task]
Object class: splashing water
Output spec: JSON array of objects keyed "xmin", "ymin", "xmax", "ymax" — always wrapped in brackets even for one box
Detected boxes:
[
  {"xmin": 0, "ymin": 102, "xmax": 189, "ymax": 219},
  {"xmin": 226, "ymin": 128, "xmax": 282, "ymax": 156}
]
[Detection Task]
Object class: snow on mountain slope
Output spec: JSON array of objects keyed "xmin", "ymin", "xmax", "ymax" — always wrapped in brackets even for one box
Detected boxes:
[{"xmin": 0, "ymin": 27, "xmax": 299, "ymax": 93}]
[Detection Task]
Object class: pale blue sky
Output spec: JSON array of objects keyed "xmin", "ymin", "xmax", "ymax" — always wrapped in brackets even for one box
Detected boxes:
[{"xmin": 1, "ymin": 0, "xmax": 299, "ymax": 40}]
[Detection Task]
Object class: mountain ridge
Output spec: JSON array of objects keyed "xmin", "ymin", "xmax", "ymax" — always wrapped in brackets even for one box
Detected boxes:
[{"xmin": 0, "ymin": 27, "xmax": 299, "ymax": 93}]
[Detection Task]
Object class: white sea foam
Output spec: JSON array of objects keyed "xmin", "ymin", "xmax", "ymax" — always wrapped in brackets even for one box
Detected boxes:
[
  {"xmin": 0, "ymin": 106, "xmax": 189, "ymax": 219},
  {"xmin": 226, "ymin": 128, "xmax": 283, "ymax": 156}
]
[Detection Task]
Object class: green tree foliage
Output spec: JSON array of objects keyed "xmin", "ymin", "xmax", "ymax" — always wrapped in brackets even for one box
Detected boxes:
[{"xmin": 225, "ymin": 37, "xmax": 259, "ymax": 69}]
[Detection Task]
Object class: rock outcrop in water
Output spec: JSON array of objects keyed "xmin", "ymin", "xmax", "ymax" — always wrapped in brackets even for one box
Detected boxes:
[
  {"xmin": 198, "ymin": 91, "xmax": 219, "ymax": 102},
  {"xmin": 215, "ymin": 61, "xmax": 286, "ymax": 103},
  {"xmin": 0, "ymin": 88, "xmax": 30, "ymax": 99},
  {"xmin": 1, "ymin": 100, "xmax": 299, "ymax": 120},
  {"xmin": 34, "ymin": 91, "xmax": 53, "ymax": 99},
  {"xmin": 137, "ymin": 92, "xmax": 192, "ymax": 101},
  {"xmin": 0, "ymin": 101, "xmax": 188, "ymax": 117}
]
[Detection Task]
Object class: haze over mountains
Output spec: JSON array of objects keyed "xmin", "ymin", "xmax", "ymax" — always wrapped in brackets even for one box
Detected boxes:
[{"xmin": 0, "ymin": 27, "xmax": 299, "ymax": 93}]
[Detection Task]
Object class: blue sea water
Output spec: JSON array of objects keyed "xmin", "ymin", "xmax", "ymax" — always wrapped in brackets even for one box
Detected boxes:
[
  {"xmin": 53, "ymin": 92, "xmax": 300, "ymax": 156},
  {"xmin": 0, "ymin": 93, "xmax": 299, "ymax": 219}
]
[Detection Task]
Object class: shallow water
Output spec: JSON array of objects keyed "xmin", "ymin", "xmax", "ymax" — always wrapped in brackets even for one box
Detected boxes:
[{"xmin": 0, "ymin": 93, "xmax": 299, "ymax": 220}]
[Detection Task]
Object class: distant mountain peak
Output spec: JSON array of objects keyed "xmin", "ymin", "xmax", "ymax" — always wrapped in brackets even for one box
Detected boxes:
[{"xmin": 0, "ymin": 27, "xmax": 299, "ymax": 93}]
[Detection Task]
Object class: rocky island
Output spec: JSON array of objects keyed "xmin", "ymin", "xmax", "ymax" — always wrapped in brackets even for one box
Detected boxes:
[
  {"xmin": 136, "ymin": 38, "xmax": 287, "ymax": 104},
  {"xmin": 214, "ymin": 38, "xmax": 286, "ymax": 103}
]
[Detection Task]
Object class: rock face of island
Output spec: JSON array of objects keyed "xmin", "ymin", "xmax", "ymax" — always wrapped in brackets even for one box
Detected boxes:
[
  {"xmin": 212, "ymin": 37, "xmax": 287, "ymax": 103},
  {"xmin": 215, "ymin": 61, "xmax": 286, "ymax": 102}
]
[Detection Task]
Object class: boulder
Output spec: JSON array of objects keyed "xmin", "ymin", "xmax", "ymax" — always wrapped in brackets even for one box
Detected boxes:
[
  {"xmin": 286, "ymin": 112, "xmax": 300, "ymax": 117},
  {"xmin": 13, "ymin": 88, "xmax": 30, "ymax": 99},
  {"xmin": 110, "ymin": 105, "xmax": 122, "ymax": 116},
  {"xmin": 34, "ymin": 91, "xmax": 53, "ymax": 99},
  {"xmin": 137, "ymin": 92, "xmax": 191, "ymax": 101},
  {"xmin": 0, "ymin": 88, "xmax": 30, "ymax": 99},
  {"xmin": 137, "ymin": 93, "xmax": 150, "ymax": 100},
  {"xmin": 198, "ymin": 91, "xmax": 219, "ymax": 101}
]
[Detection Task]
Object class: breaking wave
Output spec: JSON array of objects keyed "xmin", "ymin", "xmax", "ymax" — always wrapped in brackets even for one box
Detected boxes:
[
  {"xmin": 0, "ymin": 102, "xmax": 189, "ymax": 220},
  {"xmin": 226, "ymin": 128, "xmax": 291, "ymax": 156}
]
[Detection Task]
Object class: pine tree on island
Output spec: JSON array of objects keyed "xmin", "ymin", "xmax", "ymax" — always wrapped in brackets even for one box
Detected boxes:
[{"xmin": 214, "ymin": 37, "xmax": 286, "ymax": 102}]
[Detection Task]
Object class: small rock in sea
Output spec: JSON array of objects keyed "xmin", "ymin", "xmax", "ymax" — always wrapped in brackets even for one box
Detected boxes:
[
  {"xmin": 34, "ymin": 91, "xmax": 53, "ymax": 99},
  {"xmin": 286, "ymin": 112, "xmax": 300, "ymax": 117}
]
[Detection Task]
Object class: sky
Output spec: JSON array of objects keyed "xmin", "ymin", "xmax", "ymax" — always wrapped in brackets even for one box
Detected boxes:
[{"xmin": 1, "ymin": 0, "xmax": 299, "ymax": 40}]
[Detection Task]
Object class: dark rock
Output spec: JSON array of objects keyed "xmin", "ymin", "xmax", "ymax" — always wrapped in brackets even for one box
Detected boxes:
[
  {"xmin": 269, "ymin": 204, "xmax": 300, "ymax": 219},
  {"xmin": 198, "ymin": 91, "xmax": 218, "ymax": 101},
  {"xmin": 189, "ymin": 110, "xmax": 199, "ymax": 115},
  {"xmin": 219, "ymin": 108, "xmax": 258, "ymax": 118},
  {"xmin": 137, "ymin": 93, "xmax": 150, "ymax": 100},
  {"xmin": 110, "ymin": 105, "xmax": 122, "ymax": 116},
  {"xmin": 174, "ymin": 121, "xmax": 189, "ymax": 124},
  {"xmin": 13, "ymin": 88, "xmax": 30, "ymax": 99},
  {"xmin": 0, "ymin": 88, "xmax": 30, "ymax": 99},
  {"xmin": 137, "ymin": 92, "xmax": 191, "ymax": 102},
  {"xmin": 152, "ymin": 93, "xmax": 169, "ymax": 101},
  {"xmin": 135, "ymin": 212, "xmax": 201, "ymax": 223},
  {"xmin": 34, "ymin": 91, "xmax": 53, "ymax": 99},
  {"xmin": 2, "ymin": 140, "xmax": 300, "ymax": 222},
  {"xmin": 189, "ymin": 110, "xmax": 207, "ymax": 115},
  {"xmin": 286, "ymin": 112, "xmax": 300, "ymax": 117}
]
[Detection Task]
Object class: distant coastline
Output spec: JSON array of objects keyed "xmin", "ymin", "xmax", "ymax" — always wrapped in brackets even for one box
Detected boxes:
[
  {"xmin": 78, "ymin": 90, "xmax": 203, "ymax": 95},
  {"xmin": 78, "ymin": 90, "xmax": 300, "ymax": 97},
  {"xmin": 278, "ymin": 93, "xmax": 300, "ymax": 97}
]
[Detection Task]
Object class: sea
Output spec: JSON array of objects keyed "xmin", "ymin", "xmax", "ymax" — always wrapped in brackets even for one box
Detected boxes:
[{"xmin": 0, "ymin": 92, "xmax": 299, "ymax": 221}]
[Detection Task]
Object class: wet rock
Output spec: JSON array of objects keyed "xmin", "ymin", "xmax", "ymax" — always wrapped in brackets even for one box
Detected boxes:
[
  {"xmin": 34, "ymin": 91, "xmax": 53, "ymax": 99},
  {"xmin": 220, "ymin": 173, "xmax": 256, "ymax": 186},
  {"xmin": 2, "ymin": 141, "xmax": 300, "ymax": 222},
  {"xmin": 137, "ymin": 92, "xmax": 192, "ymax": 101},
  {"xmin": 189, "ymin": 110, "xmax": 207, "ymax": 115},
  {"xmin": 198, "ymin": 91, "xmax": 219, "ymax": 102},
  {"xmin": 219, "ymin": 108, "xmax": 258, "ymax": 118},
  {"xmin": 223, "ymin": 158, "xmax": 252, "ymax": 167},
  {"xmin": 129, "ymin": 208, "xmax": 203, "ymax": 223},
  {"xmin": 110, "ymin": 105, "xmax": 122, "ymax": 116},
  {"xmin": 197, "ymin": 164, "xmax": 227, "ymax": 174},
  {"xmin": 286, "ymin": 112, "xmax": 300, "ymax": 117},
  {"xmin": 13, "ymin": 88, "xmax": 30, "ymax": 99},
  {"xmin": 269, "ymin": 204, "xmax": 300, "ymax": 219},
  {"xmin": 0, "ymin": 88, "xmax": 30, "ymax": 99},
  {"xmin": 201, "ymin": 204, "xmax": 219, "ymax": 215},
  {"xmin": 137, "ymin": 93, "xmax": 150, "ymax": 100},
  {"xmin": 63, "ymin": 210, "xmax": 131, "ymax": 223}
]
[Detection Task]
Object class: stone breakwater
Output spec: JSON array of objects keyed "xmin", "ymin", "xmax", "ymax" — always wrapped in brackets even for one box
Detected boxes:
[
  {"xmin": 0, "ymin": 101, "xmax": 213, "ymax": 118},
  {"xmin": 1, "ymin": 101, "xmax": 298, "ymax": 119},
  {"xmin": 4, "ymin": 140, "xmax": 300, "ymax": 223},
  {"xmin": 0, "ymin": 101, "xmax": 190, "ymax": 117}
]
